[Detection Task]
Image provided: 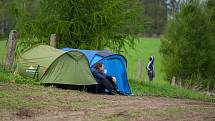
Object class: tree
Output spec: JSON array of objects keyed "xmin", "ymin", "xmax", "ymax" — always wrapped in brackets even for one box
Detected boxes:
[
  {"xmin": 141, "ymin": 0, "xmax": 188, "ymax": 36},
  {"xmin": 206, "ymin": 0, "xmax": 215, "ymax": 90},
  {"xmin": 142, "ymin": 0, "xmax": 167, "ymax": 36},
  {"xmin": 164, "ymin": 0, "xmax": 187, "ymax": 19},
  {"xmin": 15, "ymin": 0, "xmax": 143, "ymax": 52},
  {"xmin": 0, "ymin": 0, "xmax": 17, "ymax": 36},
  {"xmin": 160, "ymin": 0, "xmax": 215, "ymax": 90}
]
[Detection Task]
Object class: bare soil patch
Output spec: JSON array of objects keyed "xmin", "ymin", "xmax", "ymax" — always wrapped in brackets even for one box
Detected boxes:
[{"xmin": 1, "ymin": 83, "xmax": 215, "ymax": 121}]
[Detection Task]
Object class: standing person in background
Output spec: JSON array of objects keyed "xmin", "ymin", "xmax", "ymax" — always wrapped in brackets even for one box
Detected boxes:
[{"xmin": 146, "ymin": 56, "xmax": 155, "ymax": 81}]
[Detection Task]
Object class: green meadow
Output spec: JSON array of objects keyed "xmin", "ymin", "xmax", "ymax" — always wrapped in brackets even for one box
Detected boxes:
[
  {"xmin": 123, "ymin": 38, "xmax": 164, "ymax": 82},
  {"xmin": 0, "ymin": 37, "xmax": 164, "ymax": 81},
  {"xmin": 123, "ymin": 38, "xmax": 215, "ymax": 102},
  {"xmin": 0, "ymin": 37, "xmax": 214, "ymax": 102}
]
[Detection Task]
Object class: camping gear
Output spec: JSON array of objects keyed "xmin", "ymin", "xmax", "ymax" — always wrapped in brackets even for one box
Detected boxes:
[
  {"xmin": 61, "ymin": 48, "xmax": 131, "ymax": 94},
  {"xmin": 17, "ymin": 45, "xmax": 96, "ymax": 85}
]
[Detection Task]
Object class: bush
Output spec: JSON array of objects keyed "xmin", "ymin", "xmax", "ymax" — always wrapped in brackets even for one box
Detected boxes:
[
  {"xmin": 207, "ymin": 0, "xmax": 215, "ymax": 90},
  {"xmin": 15, "ymin": 0, "xmax": 144, "ymax": 52},
  {"xmin": 160, "ymin": 0, "xmax": 215, "ymax": 90}
]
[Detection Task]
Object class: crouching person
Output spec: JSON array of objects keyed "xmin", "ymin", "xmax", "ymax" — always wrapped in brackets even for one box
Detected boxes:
[{"xmin": 92, "ymin": 62, "xmax": 118, "ymax": 95}]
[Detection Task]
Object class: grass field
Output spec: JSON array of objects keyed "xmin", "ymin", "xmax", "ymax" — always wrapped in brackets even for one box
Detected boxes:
[
  {"xmin": 122, "ymin": 38, "xmax": 215, "ymax": 102},
  {"xmin": 123, "ymin": 38, "xmax": 164, "ymax": 82},
  {"xmin": 0, "ymin": 37, "xmax": 163, "ymax": 81}
]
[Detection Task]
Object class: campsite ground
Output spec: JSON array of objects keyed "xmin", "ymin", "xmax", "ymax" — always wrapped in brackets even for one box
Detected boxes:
[
  {"xmin": 1, "ymin": 38, "xmax": 215, "ymax": 120},
  {"xmin": 1, "ymin": 82, "xmax": 215, "ymax": 121}
]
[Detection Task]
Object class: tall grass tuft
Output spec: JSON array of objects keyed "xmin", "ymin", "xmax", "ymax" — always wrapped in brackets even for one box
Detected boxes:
[{"xmin": 0, "ymin": 66, "xmax": 39, "ymax": 85}]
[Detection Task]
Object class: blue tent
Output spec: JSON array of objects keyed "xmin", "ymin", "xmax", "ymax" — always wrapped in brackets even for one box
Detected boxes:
[{"xmin": 61, "ymin": 48, "xmax": 131, "ymax": 94}]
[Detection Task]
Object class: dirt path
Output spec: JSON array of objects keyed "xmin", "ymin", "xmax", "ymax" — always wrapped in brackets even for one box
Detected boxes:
[{"xmin": 1, "ymin": 83, "xmax": 215, "ymax": 121}]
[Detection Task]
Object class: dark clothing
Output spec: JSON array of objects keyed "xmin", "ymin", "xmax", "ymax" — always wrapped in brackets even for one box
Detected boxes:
[
  {"xmin": 91, "ymin": 68, "xmax": 118, "ymax": 93},
  {"xmin": 147, "ymin": 56, "xmax": 155, "ymax": 80},
  {"xmin": 147, "ymin": 70, "xmax": 155, "ymax": 81},
  {"xmin": 147, "ymin": 60, "xmax": 154, "ymax": 71}
]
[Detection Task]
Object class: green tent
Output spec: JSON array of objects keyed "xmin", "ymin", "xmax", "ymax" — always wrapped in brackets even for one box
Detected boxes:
[{"xmin": 17, "ymin": 45, "xmax": 97, "ymax": 85}]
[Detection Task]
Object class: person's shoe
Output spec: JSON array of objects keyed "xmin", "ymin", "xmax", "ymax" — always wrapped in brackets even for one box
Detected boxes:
[
  {"xmin": 109, "ymin": 90, "xmax": 115, "ymax": 95},
  {"xmin": 104, "ymin": 89, "xmax": 115, "ymax": 95}
]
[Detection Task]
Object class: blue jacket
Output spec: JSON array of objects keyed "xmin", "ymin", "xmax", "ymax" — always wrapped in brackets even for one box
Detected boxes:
[{"xmin": 91, "ymin": 68, "xmax": 112, "ymax": 83}]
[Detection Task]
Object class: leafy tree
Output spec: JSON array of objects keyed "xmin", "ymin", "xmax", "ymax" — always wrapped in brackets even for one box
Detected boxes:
[
  {"xmin": 142, "ymin": 0, "xmax": 167, "ymax": 36},
  {"xmin": 165, "ymin": 0, "xmax": 187, "ymax": 19},
  {"xmin": 15, "ymin": 0, "xmax": 143, "ymax": 52},
  {"xmin": 160, "ymin": 0, "xmax": 215, "ymax": 90},
  {"xmin": 206, "ymin": 0, "xmax": 215, "ymax": 90},
  {"xmin": 0, "ymin": 0, "xmax": 17, "ymax": 36}
]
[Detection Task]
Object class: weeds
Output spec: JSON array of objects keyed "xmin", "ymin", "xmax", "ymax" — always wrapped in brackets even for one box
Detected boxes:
[
  {"xmin": 0, "ymin": 66, "xmax": 39, "ymax": 85},
  {"xmin": 129, "ymin": 79, "xmax": 215, "ymax": 103}
]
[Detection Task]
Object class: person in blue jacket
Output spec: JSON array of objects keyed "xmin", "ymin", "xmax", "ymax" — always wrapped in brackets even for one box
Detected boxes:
[
  {"xmin": 92, "ymin": 62, "xmax": 118, "ymax": 95},
  {"xmin": 147, "ymin": 56, "xmax": 155, "ymax": 81}
]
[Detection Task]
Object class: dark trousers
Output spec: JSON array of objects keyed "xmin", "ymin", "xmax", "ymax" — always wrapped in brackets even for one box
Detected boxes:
[
  {"xmin": 147, "ymin": 70, "xmax": 154, "ymax": 81},
  {"xmin": 106, "ymin": 76, "xmax": 118, "ymax": 91},
  {"xmin": 97, "ymin": 76, "xmax": 118, "ymax": 92}
]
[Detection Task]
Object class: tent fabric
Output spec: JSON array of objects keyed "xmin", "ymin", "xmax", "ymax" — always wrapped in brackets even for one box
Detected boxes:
[
  {"xmin": 98, "ymin": 55, "xmax": 131, "ymax": 94},
  {"xmin": 60, "ymin": 48, "xmax": 98, "ymax": 63},
  {"xmin": 60, "ymin": 48, "xmax": 131, "ymax": 94},
  {"xmin": 17, "ymin": 45, "xmax": 64, "ymax": 79},
  {"xmin": 17, "ymin": 45, "xmax": 96, "ymax": 85},
  {"xmin": 41, "ymin": 51, "xmax": 96, "ymax": 85}
]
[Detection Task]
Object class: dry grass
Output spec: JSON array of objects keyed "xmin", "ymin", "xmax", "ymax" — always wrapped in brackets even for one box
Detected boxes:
[{"xmin": 1, "ymin": 83, "xmax": 215, "ymax": 121}]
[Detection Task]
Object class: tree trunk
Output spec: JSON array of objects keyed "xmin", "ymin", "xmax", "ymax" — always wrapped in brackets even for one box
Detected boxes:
[
  {"xmin": 5, "ymin": 30, "xmax": 17, "ymax": 69},
  {"xmin": 50, "ymin": 34, "xmax": 57, "ymax": 48}
]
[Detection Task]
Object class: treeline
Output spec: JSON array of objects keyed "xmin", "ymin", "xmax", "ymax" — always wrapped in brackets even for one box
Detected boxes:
[
  {"xmin": 160, "ymin": 0, "xmax": 215, "ymax": 90},
  {"xmin": 143, "ymin": 0, "xmax": 167, "ymax": 37},
  {"xmin": 0, "ymin": 0, "xmax": 182, "ymax": 39},
  {"xmin": 0, "ymin": 0, "xmax": 16, "ymax": 36},
  {"xmin": 1, "ymin": 0, "xmax": 145, "ymax": 52}
]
